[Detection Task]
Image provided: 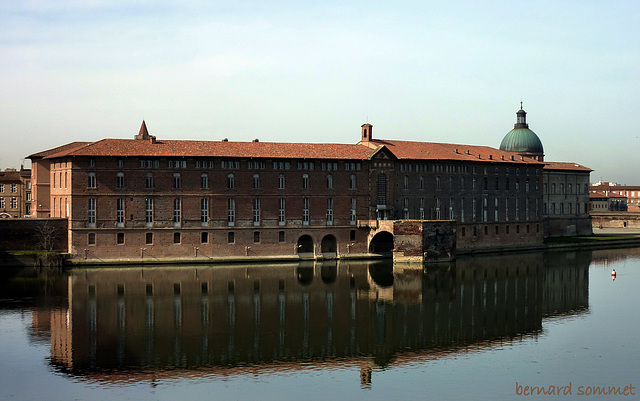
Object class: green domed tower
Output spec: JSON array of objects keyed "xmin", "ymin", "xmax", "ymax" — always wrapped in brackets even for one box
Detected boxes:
[{"xmin": 499, "ymin": 104, "xmax": 544, "ymax": 161}]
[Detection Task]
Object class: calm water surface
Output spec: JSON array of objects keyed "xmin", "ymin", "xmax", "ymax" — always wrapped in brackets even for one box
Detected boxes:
[{"xmin": 1, "ymin": 249, "xmax": 638, "ymax": 401}]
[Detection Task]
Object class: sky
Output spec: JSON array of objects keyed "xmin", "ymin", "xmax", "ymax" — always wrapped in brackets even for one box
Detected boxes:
[{"xmin": 1, "ymin": 1, "xmax": 639, "ymax": 184}]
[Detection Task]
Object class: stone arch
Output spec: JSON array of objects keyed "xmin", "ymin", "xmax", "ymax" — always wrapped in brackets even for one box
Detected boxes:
[
  {"xmin": 369, "ymin": 231, "xmax": 394, "ymax": 253},
  {"xmin": 297, "ymin": 235, "xmax": 314, "ymax": 253},
  {"xmin": 321, "ymin": 234, "xmax": 337, "ymax": 253},
  {"xmin": 0, "ymin": 212, "xmax": 11, "ymax": 218}
]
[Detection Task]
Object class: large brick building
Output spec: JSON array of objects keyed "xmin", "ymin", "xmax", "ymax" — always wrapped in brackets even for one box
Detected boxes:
[{"xmin": 27, "ymin": 107, "xmax": 591, "ymax": 260}]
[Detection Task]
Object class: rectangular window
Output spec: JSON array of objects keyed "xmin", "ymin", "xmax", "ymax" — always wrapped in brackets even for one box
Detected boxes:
[
  {"xmin": 279, "ymin": 198, "xmax": 285, "ymax": 225},
  {"xmin": 116, "ymin": 198, "xmax": 124, "ymax": 227},
  {"xmin": 173, "ymin": 232, "xmax": 181, "ymax": 244},
  {"xmin": 449, "ymin": 198, "xmax": 454, "ymax": 220},
  {"xmin": 253, "ymin": 231, "xmax": 260, "ymax": 243},
  {"xmin": 350, "ymin": 198, "xmax": 356, "ymax": 225},
  {"xmin": 302, "ymin": 174, "xmax": 309, "ymax": 189},
  {"xmin": 10, "ymin": 198, "xmax": 17, "ymax": 209},
  {"xmin": 173, "ymin": 198, "xmax": 181, "ymax": 225},
  {"xmin": 228, "ymin": 232, "xmax": 235, "ymax": 244},
  {"xmin": 146, "ymin": 173, "xmax": 153, "ymax": 189},
  {"xmin": 145, "ymin": 198, "xmax": 153, "ymax": 225},
  {"xmin": 173, "ymin": 173, "xmax": 181, "ymax": 189},
  {"xmin": 88, "ymin": 233, "xmax": 96, "ymax": 246},
  {"xmin": 326, "ymin": 198, "xmax": 334, "ymax": 225},
  {"xmin": 145, "ymin": 232, "xmax": 153, "ymax": 245},
  {"xmin": 228, "ymin": 198, "xmax": 235, "ymax": 226},
  {"xmin": 201, "ymin": 173, "xmax": 209, "ymax": 189},
  {"xmin": 472, "ymin": 198, "xmax": 477, "ymax": 221},
  {"xmin": 227, "ymin": 173, "xmax": 234, "ymax": 189},
  {"xmin": 116, "ymin": 232, "xmax": 125, "ymax": 245},
  {"xmin": 201, "ymin": 232, "xmax": 209, "ymax": 244},
  {"xmin": 278, "ymin": 231, "xmax": 285, "ymax": 243},
  {"xmin": 279, "ymin": 173, "xmax": 285, "ymax": 190},
  {"xmin": 253, "ymin": 198, "xmax": 261, "ymax": 226},
  {"xmin": 88, "ymin": 198, "xmax": 96, "ymax": 226},
  {"xmin": 303, "ymin": 198, "xmax": 310, "ymax": 225},
  {"xmin": 253, "ymin": 174, "xmax": 260, "ymax": 189},
  {"xmin": 327, "ymin": 174, "xmax": 333, "ymax": 189},
  {"xmin": 116, "ymin": 173, "xmax": 124, "ymax": 189},
  {"xmin": 350, "ymin": 174, "xmax": 357, "ymax": 190},
  {"xmin": 201, "ymin": 198, "xmax": 209, "ymax": 224},
  {"xmin": 88, "ymin": 172, "xmax": 96, "ymax": 188}
]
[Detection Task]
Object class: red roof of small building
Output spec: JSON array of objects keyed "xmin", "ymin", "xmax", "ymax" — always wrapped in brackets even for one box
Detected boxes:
[
  {"xmin": 0, "ymin": 170, "xmax": 21, "ymax": 183},
  {"xmin": 543, "ymin": 161, "xmax": 592, "ymax": 172}
]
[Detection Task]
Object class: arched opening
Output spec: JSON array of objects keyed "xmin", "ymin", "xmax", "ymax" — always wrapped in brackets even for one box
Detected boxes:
[
  {"xmin": 321, "ymin": 234, "xmax": 337, "ymax": 253},
  {"xmin": 0, "ymin": 212, "xmax": 11, "ymax": 218},
  {"xmin": 297, "ymin": 235, "xmax": 314, "ymax": 253},
  {"xmin": 369, "ymin": 231, "xmax": 394, "ymax": 253}
]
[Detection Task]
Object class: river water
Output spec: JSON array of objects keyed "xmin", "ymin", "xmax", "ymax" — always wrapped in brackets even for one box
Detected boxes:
[{"xmin": 0, "ymin": 248, "xmax": 638, "ymax": 400}]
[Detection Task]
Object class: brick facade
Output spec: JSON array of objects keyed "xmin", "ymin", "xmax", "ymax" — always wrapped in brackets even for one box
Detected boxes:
[{"xmin": 27, "ymin": 116, "xmax": 591, "ymax": 260}]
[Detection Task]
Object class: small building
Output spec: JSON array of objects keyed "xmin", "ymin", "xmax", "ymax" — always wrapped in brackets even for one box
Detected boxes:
[{"xmin": 0, "ymin": 167, "xmax": 31, "ymax": 218}]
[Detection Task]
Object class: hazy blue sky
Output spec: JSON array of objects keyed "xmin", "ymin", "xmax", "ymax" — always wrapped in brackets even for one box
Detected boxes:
[{"xmin": 1, "ymin": 1, "xmax": 639, "ymax": 183}]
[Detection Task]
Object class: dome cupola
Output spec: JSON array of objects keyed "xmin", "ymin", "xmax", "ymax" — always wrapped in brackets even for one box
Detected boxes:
[{"xmin": 499, "ymin": 103, "xmax": 544, "ymax": 161}]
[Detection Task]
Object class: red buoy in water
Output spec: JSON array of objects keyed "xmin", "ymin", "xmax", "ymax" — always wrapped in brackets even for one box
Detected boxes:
[{"xmin": 611, "ymin": 269, "xmax": 617, "ymax": 278}]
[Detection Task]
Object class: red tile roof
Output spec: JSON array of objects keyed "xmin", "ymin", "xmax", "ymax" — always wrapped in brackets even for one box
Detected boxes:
[
  {"xmin": 28, "ymin": 141, "xmax": 92, "ymax": 159},
  {"xmin": 39, "ymin": 138, "xmax": 379, "ymax": 160},
  {"xmin": 0, "ymin": 170, "xmax": 21, "ymax": 183},
  {"xmin": 368, "ymin": 139, "xmax": 544, "ymax": 165},
  {"xmin": 543, "ymin": 161, "xmax": 592, "ymax": 172}
]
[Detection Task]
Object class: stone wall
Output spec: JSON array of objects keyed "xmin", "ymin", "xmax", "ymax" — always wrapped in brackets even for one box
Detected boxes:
[
  {"xmin": 393, "ymin": 220, "xmax": 456, "ymax": 263},
  {"xmin": 0, "ymin": 218, "xmax": 68, "ymax": 252},
  {"xmin": 591, "ymin": 212, "xmax": 640, "ymax": 229}
]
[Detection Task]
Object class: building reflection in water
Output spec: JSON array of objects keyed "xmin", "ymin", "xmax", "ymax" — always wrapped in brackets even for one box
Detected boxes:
[{"xmin": 25, "ymin": 250, "xmax": 595, "ymax": 385}]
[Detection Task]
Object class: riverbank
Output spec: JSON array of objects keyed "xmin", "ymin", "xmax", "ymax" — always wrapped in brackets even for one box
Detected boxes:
[{"xmin": 4, "ymin": 228, "xmax": 640, "ymax": 268}]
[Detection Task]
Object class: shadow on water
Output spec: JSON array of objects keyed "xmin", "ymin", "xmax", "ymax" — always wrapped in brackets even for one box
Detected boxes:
[{"xmin": 0, "ymin": 247, "xmax": 612, "ymax": 384}]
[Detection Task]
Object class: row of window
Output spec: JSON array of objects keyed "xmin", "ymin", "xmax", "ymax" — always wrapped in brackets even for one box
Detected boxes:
[
  {"xmin": 400, "ymin": 163, "xmax": 540, "ymax": 176},
  {"xmin": 0, "ymin": 197, "xmax": 18, "ymax": 208},
  {"xmin": 100, "ymin": 158, "xmax": 364, "ymax": 171},
  {"xmin": 88, "ymin": 230, "xmax": 288, "ymax": 246},
  {"xmin": 459, "ymin": 223, "xmax": 541, "ymax": 237},
  {"xmin": 543, "ymin": 202, "xmax": 589, "ymax": 215},
  {"xmin": 0, "ymin": 184, "xmax": 18, "ymax": 193},
  {"xmin": 87, "ymin": 197, "xmax": 359, "ymax": 227},
  {"xmin": 402, "ymin": 175, "xmax": 540, "ymax": 192},
  {"xmin": 398, "ymin": 197, "xmax": 541, "ymax": 222},
  {"xmin": 543, "ymin": 183, "xmax": 589, "ymax": 195},
  {"xmin": 90, "ymin": 172, "xmax": 360, "ymax": 191},
  {"xmin": 87, "ymin": 229, "xmax": 358, "ymax": 247}
]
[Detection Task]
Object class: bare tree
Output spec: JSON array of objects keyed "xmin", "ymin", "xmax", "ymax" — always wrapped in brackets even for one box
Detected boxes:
[{"xmin": 34, "ymin": 219, "xmax": 59, "ymax": 253}]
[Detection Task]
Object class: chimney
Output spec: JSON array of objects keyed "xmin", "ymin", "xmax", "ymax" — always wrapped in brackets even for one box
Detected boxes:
[{"xmin": 361, "ymin": 123, "xmax": 373, "ymax": 143}]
